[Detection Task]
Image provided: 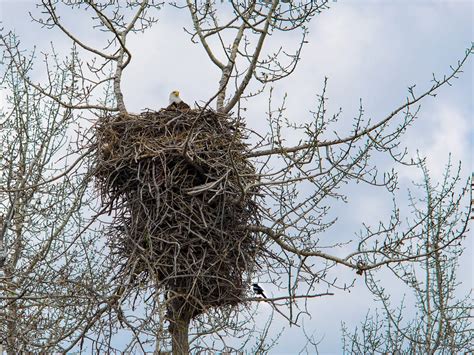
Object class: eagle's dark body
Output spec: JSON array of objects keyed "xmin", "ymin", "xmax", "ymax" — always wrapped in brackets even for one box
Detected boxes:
[{"xmin": 167, "ymin": 101, "xmax": 190, "ymax": 110}]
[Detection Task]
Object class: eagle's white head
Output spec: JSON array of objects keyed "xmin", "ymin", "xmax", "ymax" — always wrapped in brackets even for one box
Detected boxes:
[{"xmin": 169, "ymin": 90, "xmax": 183, "ymax": 105}]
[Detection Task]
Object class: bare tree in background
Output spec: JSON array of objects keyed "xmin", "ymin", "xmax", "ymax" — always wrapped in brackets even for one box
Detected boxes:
[
  {"xmin": 0, "ymin": 0, "xmax": 472, "ymax": 353},
  {"xmin": 0, "ymin": 33, "xmax": 119, "ymax": 353},
  {"xmin": 342, "ymin": 162, "xmax": 473, "ymax": 353}
]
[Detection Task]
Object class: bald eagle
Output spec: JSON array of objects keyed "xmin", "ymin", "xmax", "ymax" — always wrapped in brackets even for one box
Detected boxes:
[{"xmin": 168, "ymin": 90, "xmax": 190, "ymax": 110}]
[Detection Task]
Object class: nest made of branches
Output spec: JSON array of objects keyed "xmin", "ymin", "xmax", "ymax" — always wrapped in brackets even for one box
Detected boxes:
[{"xmin": 93, "ymin": 108, "xmax": 261, "ymax": 318}]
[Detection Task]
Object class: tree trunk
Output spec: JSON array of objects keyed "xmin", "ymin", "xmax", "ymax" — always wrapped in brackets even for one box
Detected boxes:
[
  {"xmin": 167, "ymin": 293, "xmax": 192, "ymax": 355},
  {"xmin": 169, "ymin": 316, "xmax": 190, "ymax": 355}
]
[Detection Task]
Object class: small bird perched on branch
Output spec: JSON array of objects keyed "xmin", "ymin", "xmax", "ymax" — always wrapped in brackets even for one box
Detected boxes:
[
  {"xmin": 168, "ymin": 90, "xmax": 190, "ymax": 110},
  {"xmin": 252, "ymin": 283, "xmax": 267, "ymax": 298}
]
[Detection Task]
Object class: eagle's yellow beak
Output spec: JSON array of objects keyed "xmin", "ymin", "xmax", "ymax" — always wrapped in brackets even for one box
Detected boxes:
[{"xmin": 174, "ymin": 90, "xmax": 180, "ymax": 96}]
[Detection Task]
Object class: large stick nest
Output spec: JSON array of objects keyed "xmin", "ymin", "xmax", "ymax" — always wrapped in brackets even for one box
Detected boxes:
[{"xmin": 93, "ymin": 108, "xmax": 261, "ymax": 317}]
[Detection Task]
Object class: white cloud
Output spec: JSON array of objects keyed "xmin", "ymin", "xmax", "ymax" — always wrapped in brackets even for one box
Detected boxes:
[
  {"xmin": 423, "ymin": 105, "xmax": 470, "ymax": 177},
  {"xmin": 398, "ymin": 103, "xmax": 471, "ymax": 183}
]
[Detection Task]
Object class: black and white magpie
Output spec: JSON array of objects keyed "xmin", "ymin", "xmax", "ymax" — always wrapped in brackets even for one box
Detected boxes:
[{"xmin": 252, "ymin": 283, "xmax": 267, "ymax": 298}]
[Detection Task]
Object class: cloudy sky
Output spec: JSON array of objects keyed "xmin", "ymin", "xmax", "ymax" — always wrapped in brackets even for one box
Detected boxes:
[{"xmin": 0, "ymin": 0, "xmax": 472, "ymax": 353}]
